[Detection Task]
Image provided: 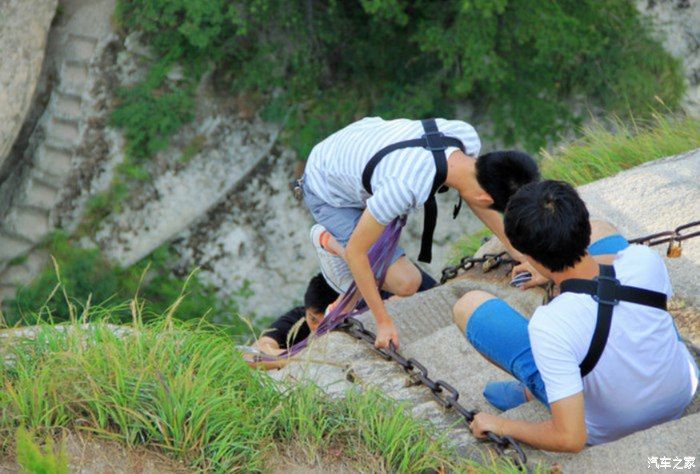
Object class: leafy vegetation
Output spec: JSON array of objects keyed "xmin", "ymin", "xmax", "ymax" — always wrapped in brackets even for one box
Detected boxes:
[
  {"xmin": 110, "ymin": 62, "xmax": 195, "ymax": 163},
  {"xmin": 1, "ymin": 234, "xmax": 250, "ymax": 334},
  {"xmin": 0, "ymin": 317, "xmax": 525, "ymax": 473},
  {"xmin": 113, "ymin": 0, "xmax": 684, "ymax": 158}
]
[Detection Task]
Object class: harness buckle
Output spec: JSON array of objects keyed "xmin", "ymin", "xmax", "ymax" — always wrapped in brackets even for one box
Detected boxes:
[
  {"xmin": 422, "ymin": 131, "xmax": 447, "ymax": 151},
  {"xmin": 592, "ymin": 274, "xmax": 620, "ymax": 306}
]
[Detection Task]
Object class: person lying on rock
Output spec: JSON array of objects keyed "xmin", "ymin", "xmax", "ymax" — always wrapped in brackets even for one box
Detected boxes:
[
  {"xmin": 243, "ymin": 273, "xmax": 339, "ymax": 369},
  {"xmin": 453, "ymin": 180, "xmax": 699, "ymax": 451},
  {"xmin": 300, "ymin": 117, "xmax": 539, "ymax": 350}
]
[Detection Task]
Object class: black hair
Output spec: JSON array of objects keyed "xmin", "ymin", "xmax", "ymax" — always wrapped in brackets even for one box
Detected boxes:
[
  {"xmin": 475, "ymin": 151, "xmax": 540, "ymax": 212},
  {"xmin": 504, "ymin": 180, "xmax": 591, "ymax": 272},
  {"xmin": 304, "ymin": 273, "xmax": 339, "ymax": 312}
]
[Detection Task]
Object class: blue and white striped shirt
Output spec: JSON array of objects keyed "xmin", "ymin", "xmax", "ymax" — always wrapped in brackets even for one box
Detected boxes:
[{"xmin": 304, "ymin": 117, "xmax": 481, "ymax": 225}]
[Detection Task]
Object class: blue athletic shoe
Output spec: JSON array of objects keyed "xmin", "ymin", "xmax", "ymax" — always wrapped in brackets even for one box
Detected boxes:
[{"xmin": 483, "ymin": 381, "xmax": 528, "ymax": 411}]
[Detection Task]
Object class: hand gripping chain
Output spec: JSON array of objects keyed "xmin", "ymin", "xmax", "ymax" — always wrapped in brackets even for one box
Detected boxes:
[{"xmin": 338, "ymin": 317, "xmax": 528, "ymax": 470}]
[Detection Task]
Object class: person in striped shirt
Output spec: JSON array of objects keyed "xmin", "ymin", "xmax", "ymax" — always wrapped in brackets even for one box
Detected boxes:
[{"xmin": 301, "ymin": 117, "xmax": 539, "ymax": 349}]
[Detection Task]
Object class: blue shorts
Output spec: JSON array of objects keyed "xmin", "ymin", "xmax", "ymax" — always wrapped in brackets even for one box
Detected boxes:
[
  {"xmin": 302, "ymin": 180, "xmax": 405, "ymax": 265},
  {"xmin": 465, "ymin": 234, "xmax": 630, "ymax": 407}
]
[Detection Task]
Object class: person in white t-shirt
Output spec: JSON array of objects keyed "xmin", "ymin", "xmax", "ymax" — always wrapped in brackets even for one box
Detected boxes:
[{"xmin": 452, "ymin": 180, "xmax": 698, "ymax": 451}]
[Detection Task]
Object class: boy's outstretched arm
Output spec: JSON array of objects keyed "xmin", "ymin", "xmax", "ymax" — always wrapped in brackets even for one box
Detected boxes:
[
  {"xmin": 345, "ymin": 210, "xmax": 399, "ymax": 349},
  {"xmin": 471, "ymin": 392, "xmax": 587, "ymax": 452}
]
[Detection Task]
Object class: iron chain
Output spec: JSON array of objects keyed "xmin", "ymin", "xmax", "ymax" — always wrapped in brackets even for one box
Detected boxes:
[
  {"xmin": 628, "ymin": 220, "xmax": 700, "ymax": 251},
  {"xmin": 441, "ymin": 220, "xmax": 700, "ymax": 285},
  {"xmin": 339, "ymin": 317, "xmax": 528, "ymax": 469},
  {"xmin": 440, "ymin": 252, "xmax": 516, "ymax": 284}
]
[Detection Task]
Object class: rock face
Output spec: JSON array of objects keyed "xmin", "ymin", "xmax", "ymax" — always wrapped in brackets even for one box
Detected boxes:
[
  {"xmin": 0, "ymin": 0, "xmax": 57, "ymax": 171},
  {"xmin": 0, "ymin": 0, "xmax": 116, "ymax": 302},
  {"xmin": 95, "ymin": 111, "xmax": 281, "ymax": 268},
  {"xmin": 0, "ymin": 0, "xmax": 697, "ymax": 322},
  {"xmin": 170, "ymin": 155, "xmax": 482, "ymax": 319},
  {"xmin": 638, "ymin": 0, "xmax": 700, "ymax": 116}
]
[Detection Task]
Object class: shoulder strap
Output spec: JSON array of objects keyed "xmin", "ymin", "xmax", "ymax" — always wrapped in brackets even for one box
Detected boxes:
[
  {"xmin": 560, "ymin": 264, "xmax": 667, "ymax": 377},
  {"xmin": 361, "ymin": 119, "xmax": 464, "ymax": 263},
  {"xmin": 579, "ymin": 264, "xmax": 616, "ymax": 378}
]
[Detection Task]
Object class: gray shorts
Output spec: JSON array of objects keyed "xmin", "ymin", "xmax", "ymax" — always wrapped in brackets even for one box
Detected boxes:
[{"xmin": 302, "ymin": 180, "xmax": 405, "ymax": 265}]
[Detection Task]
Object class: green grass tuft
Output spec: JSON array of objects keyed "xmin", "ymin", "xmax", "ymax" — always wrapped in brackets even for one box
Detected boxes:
[
  {"xmin": 541, "ymin": 114, "xmax": 700, "ymax": 185},
  {"xmin": 0, "ymin": 315, "xmax": 524, "ymax": 473}
]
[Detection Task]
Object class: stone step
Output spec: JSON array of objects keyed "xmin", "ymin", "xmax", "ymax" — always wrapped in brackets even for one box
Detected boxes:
[
  {"xmin": 51, "ymin": 91, "xmax": 83, "ymax": 121},
  {"xmin": 46, "ymin": 116, "xmax": 80, "ymax": 144},
  {"xmin": 67, "ymin": 33, "xmax": 98, "ymax": 62},
  {"xmin": 276, "ymin": 331, "xmax": 546, "ymax": 466},
  {"xmin": 0, "ymin": 251, "xmax": 48, "ymax": 288},
  {"xmin": 27, "ymin": 168, "xmax": 63, "ymax": 192},
  {"xmin": 578, "ymin": 149, "xmax": 700, "ymax": 306},
  {"xmin": 401, "ymin": 325, "xmax": 504, "ymax": 414},
  {"xmin": 21, "ymin": 175, "xmax": 63, "ymax": 210},
  {"xmin": 560, "ymin": 412, "xmax": 700, "ymax": 473},
  {"xmin": 34, "ymin": 143, "xmax": 73, "ymax": 179},
  {"xmin": 357, "ymin": 278, "xmax": 543, "ymax": 346},
  {"xmin": 5, "ymin": 206, "xmax": 50, "ymax": 244},
  {"xmin": 59, "ymin": 60, "xmax": 90, "ymax": 94},
  {"xmin": 0, "ymin": 228, "xmax": 34, "ymax": 263}
]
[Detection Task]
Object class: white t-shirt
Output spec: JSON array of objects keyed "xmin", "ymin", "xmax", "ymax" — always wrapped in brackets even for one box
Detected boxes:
[
  {"xmin": 528, "ymin": 245, "xmax": 699, "ymax": 445},
  {"xmin": 304, "ymin": 117, "xmax": 480, "ymax": 225}
]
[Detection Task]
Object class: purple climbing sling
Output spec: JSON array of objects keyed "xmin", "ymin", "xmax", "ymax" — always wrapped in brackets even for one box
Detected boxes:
[{"xmin": 259, "ymin": 216, "xmax": 406, "ymax": 360}]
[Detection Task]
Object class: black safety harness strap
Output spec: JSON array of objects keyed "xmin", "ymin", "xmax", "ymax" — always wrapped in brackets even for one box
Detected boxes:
[
  {"xmin": 560, "ymin": 264, "xmax": 667, "ymax": 377},
  {"xmin": 361, "ymin": 119, "xmax": 465, "ymax": 263}
]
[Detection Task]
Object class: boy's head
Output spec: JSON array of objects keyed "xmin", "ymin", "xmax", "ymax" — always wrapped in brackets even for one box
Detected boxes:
[
  {"xmin": 504, "ymin": 180, "xmax": 591, "ymax": 276},
  {"xmin": 304, "ymin": 273, "xmax": 339, "ymax": 331},
  {"xmin": 470, "ymin": 150, "xmax": 540, "ymax": 212}
]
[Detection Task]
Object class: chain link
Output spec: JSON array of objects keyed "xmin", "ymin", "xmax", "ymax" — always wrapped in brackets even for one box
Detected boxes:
[
  {"xmin": 339, "ymin": 317, "xmax": 528, "ymax": 469},
  {"xmin": 441, "ymin": 220, "xmax": 700, "ymax": 285},
  {"xmin": 440, "ymin": 251, "xmax": 517, "ymax": 284},
  {"xmin": 628, "ymin": 220, "xmax": 700, "ymax": 257}
]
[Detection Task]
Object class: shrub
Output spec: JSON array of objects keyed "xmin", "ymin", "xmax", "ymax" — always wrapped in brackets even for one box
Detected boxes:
[
  {"xmin": 114, "ymin": 0, "xmax": 684, "ymax": 155},
  {"xmin": 110, "ymin": 63, "xmax": 195, "ymax": 163}
]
